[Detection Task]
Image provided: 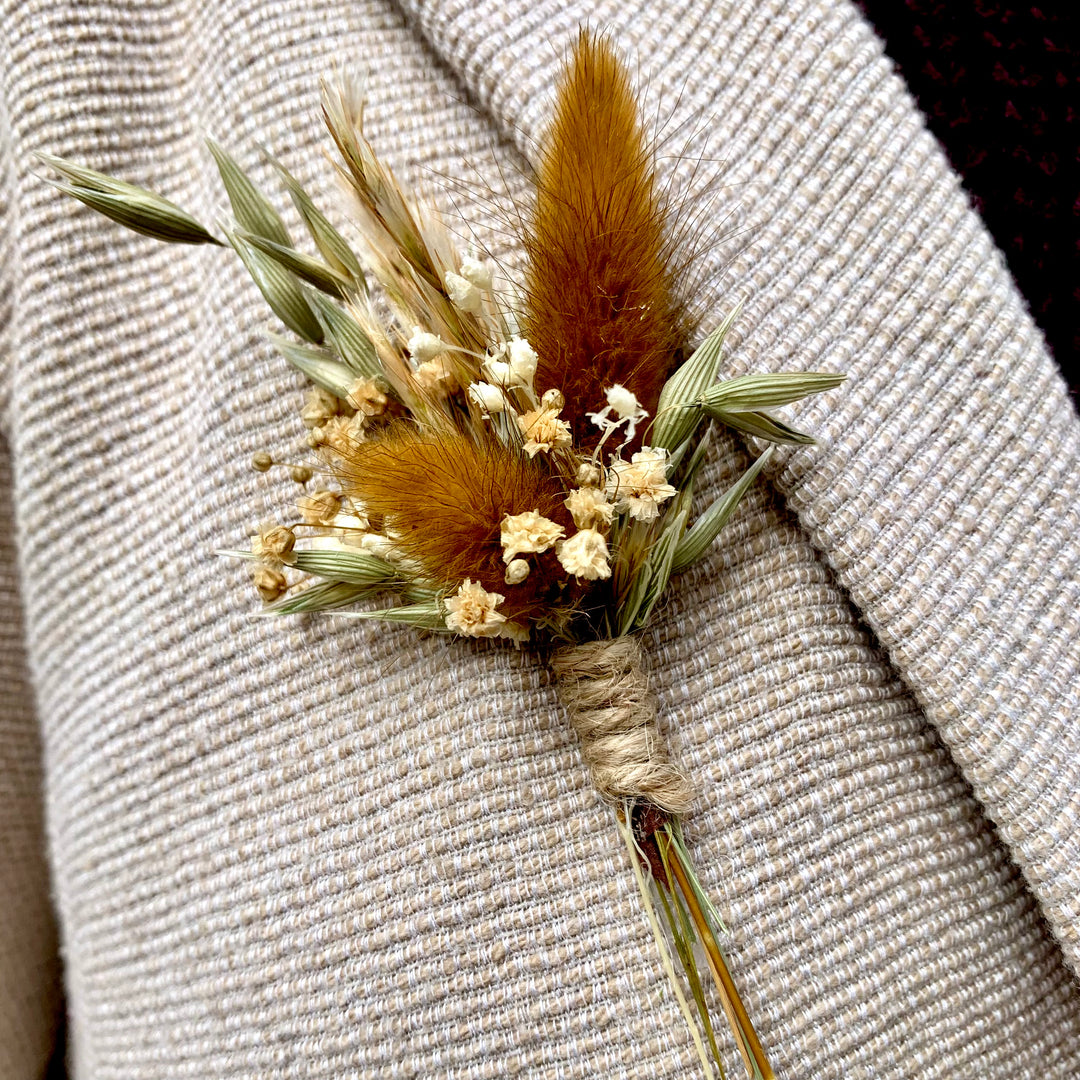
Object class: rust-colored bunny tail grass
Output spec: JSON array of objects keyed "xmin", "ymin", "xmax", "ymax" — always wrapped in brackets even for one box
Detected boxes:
[
  {"xmin": 335, "ymin": 426, "xmax": 579, "ymax": 625},
  {"xmin": 523, "ymin": 30, "xmax": 685, "ymax": 448}
]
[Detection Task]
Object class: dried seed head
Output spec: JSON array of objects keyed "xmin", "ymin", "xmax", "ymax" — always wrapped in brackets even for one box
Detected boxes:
[
  {"xmin": 252, "ymin": 523, "xmax": 297, "ymax": 566},
  {"xmin": 290, "ymin": 465, "xmax": 313, "ymax": 484},
  {"xmin": 253, "ymin": 565, "xmax": 288, "ymax": 602},
  {"xmin": 541, "ymin": 388, "xmax": 565, "ymax": 411},
  {"xmin": 504, "ymin": 559, "xmax": 530, "ymax": 585},
  {"xmin": 522, "ymin": 31, "xmax": 684, "ymax": 449},
  {"xmin": 251, "ymin": 451, "xmax": 274, "ymax": 473}
]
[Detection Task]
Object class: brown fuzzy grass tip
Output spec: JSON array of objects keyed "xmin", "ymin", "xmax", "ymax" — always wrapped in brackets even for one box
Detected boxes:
[
  {"xmin": 337, "ymin": 427, "xmax": 580, "ymax": 624},
  {"xmin": 523, "ymin": 30, "xmax": 684, "ymax": 448}
]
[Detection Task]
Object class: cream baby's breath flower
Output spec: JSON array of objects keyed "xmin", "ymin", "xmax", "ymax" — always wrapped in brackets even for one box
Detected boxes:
[
  {"xmin": 459, "ymin": 254, "xmax": 493, "ymax": 291},
  {"xmin": 467, "ymin": 381, "xmax": 507, "ymax": 415},
  {"xmin": 587, "ymin": 383, "xmax": 649, "ymax": 441},
  {"xmin": 445, "ymin": 271, "xmax": 482, "ymax": 314},
  {"xmin": 576, "ymin": 461, "xmax": 602, "ymax": 487},
  {"xmin": 517, "ymin": 405, "xmax": 572, "ymax": 457},
  {"xmin": 482, "ymin": 340, "xmax": 536, "ymax": 390},
  {"xmin": 606, "ymin": 446, "xmax": 676, "ymax": 521},
  {"xmin": 252, "ymin": 522, "xmax": 296, "ymax": 567},
  {"xmin": 444, "ymin": 579, "xmax": 508, "ymax": 637},
  {"xmin": 501, "ymin": 510, "xmax": 565, "ymax": 563},
  {"xmin": 300, "ymin": 386, "xmax": 340, "ymax": 429},
  {"xmin": 507, "ymin": 338, "xmax": 538, "ymax": 385},
  {"xmin": 565, "ymin": 486, "xmax": 614, "ymax": 530},
  {"xmin": 557, "ymin": 529, "xmax": 611, "ymax": 580},
  {"xmin": 317, "ymin": 413, "xmax": 366, "ymax": 456},
  {"xmin": 346, "ymin": 376, "xmax": 387, "ymax": 417},
  {"xmin": 359, "ymin": 532, "xmax": 395, "ymax": 559},
  {"xmin": 252, "ymin": 564, "xmax": 288, "ymax": 602},
  {"xmin": 413, "ymin": 357, "xmax": 457, "ymax": 394},
  {"xmin": 407, "ymin": 326, "xmax": 446, "ymax": 362},
  {"xmin": 296, "ymin": 488, "xmax": 342, "ymax": 527}
]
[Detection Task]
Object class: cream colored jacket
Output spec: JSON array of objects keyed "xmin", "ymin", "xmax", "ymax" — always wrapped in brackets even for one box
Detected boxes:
[{"xmin": 2, "ymin": 1, "xmax": 1078, "ymax": 1076}]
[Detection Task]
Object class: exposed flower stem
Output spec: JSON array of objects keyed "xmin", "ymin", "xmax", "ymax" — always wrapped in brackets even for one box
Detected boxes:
[
  {"xmin": 660, "ymin": 830, "xmax": 774, "ymax": 1080},
  {"xmin": 615, "ymin": 809, "xmax": 719, "ymax": 1080}
]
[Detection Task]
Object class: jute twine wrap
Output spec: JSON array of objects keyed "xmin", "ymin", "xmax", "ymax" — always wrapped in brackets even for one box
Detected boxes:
[{"xmin": 551, "ymin": 637, "xmax": 695, "ymax": 815}]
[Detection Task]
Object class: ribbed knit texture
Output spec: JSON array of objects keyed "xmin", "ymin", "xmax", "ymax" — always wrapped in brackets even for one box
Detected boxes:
[
  {"xmin": 1, "ymin": 1, "xmax": 1078, "ymax": 1078},
  {"xmin": 0, "ymin": 438, "xmax": 62, "ymax": 1078}
]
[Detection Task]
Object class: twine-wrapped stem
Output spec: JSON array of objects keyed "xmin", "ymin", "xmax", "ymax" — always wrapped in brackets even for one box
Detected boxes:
[{"xmin": 550, "ymin": 636, "xmax": 694, "ymax": 816}]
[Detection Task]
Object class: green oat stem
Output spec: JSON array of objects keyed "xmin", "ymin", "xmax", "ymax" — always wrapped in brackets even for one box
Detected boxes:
[{"xmin": 615, "ymin": 809, "xmax": 719, "ymax": 1080}]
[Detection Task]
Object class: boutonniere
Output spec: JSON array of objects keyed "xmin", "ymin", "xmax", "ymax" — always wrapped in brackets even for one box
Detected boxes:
[{"xmin": 42, "ymin": 29, "xmax": 843, "ymax": 1078}]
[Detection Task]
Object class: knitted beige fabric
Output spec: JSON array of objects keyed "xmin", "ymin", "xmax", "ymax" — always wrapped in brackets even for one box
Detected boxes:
[
  {"xmin": 0, "ymin": 439, "xmax": 62, "ymax": 1078},
  {"xmin": 2, "ymin": 0, "xmax": 1079, "ymax": 1077}
]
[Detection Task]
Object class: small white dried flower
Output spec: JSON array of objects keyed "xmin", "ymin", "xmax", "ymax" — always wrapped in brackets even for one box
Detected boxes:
[
  {"xmin": 444, "ymin": 579, "xmax": 508, "ymax": 637},
  {"xmin": 253, "ymin": 564, "xmax": 288, "ymax": 602},
  {"xmin": 606, "ymin": 384, "xmax": 645, "ymax": 420},
  {"xmin": 329, "ymin": 506, "xmax": 370, "ymax": 546},
  {"xmin": 459, "ymin": 255, "xmax": 493, "ymax": 291},
  {"xmin": 517, "ymin": 406, "xmax": 572, "ymax": 457},
  {"xmin": 445, "ymin": 271, "xmax": 482, "ymax": 314},
  {"xmin": 541, "ymin": 388, "xmax": 565, "ymax": 411},
  {"xmin": 504, "ymin": 559, "xmax": 530, "ymax": 585},
  {"xmin": 482, "ymin": 356, "xmax": 516, "ymax": 387},
  {"xmin": 252, "ymin": 522, "xmax": 296, "ymax": 567},
  {"xmin": 606, "ymin": 447, "xmax": 677, "ymax": 522},
  {"xmin": 346, "ymin": 376, "xmax": 388, "ymax": 417},
  {"xmin": 467, "ymin": 381, "xmax": 507, "ymax": 415},
  {"xmin": 576, "ymin": 461, "xmax": 602, "ymax": 487},
  {"xmin": 501, "ymin": 510, "xmax": 565, "ymax": 563},
  {"xmin": 360, "ymin": 532, "xmax": 395, "ymax": 559},
  {"xmin": 317, "ymin": 413, "xmax": 366, "ymax": 456},
  {"xmin": 300, "ymin": 386, "xmax": 340, "ymax": 429},
  {"xmin": 296, "ymin": 488, "xmax": 342, "ymax": 527},
  {"xmin": 565, "ymin": 486, "xmax": 614, "ymax": 530},
  {"xmin": 413, "ymin": 357, "xmax": 457, "ymax": 394},
  {"xmin": 557, "ymin": 529, "xmax": 611, "ymax": 580},
  {"xmin": 507, "ymin": 338, "xmax": 538, "ymax": 384},
  {"xmin": 587, "ymin": 384, "xmax": 648, "ymax": 441},
  {"xmin": 407, "ymin": 327, "xmax": 446, "ymax": 362}
]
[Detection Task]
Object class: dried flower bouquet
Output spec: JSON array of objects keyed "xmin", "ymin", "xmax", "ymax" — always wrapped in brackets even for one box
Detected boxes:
[{"xmin": 43, "ymin": 30, "xmax": 844, "ymax": 1079}]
